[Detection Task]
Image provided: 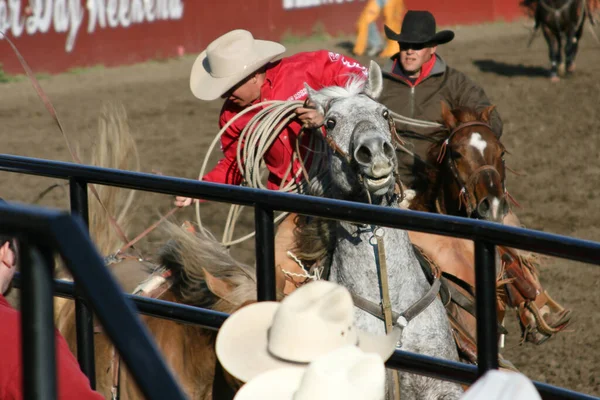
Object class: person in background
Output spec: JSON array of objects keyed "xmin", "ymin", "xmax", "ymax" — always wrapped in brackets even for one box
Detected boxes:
[{"xmin": 353, "ymin": 0, "xmax": 405, "ymax": 58}]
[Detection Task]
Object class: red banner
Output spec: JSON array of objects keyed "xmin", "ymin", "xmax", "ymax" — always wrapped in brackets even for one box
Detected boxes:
[{"xmin": 0, "ymin": 0, "xmax": 525, "ymax": 75}]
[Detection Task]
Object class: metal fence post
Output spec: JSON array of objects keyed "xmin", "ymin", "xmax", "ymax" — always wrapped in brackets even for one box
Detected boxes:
[
  {"xmin": 20, "ymin": 242, "xmax": 57, "ymax": 400},
  {"xmin": 254, "ymin": 205, "xmax": 276, "ymax": 301},
  {"xmin": 69, "ymin": 178, "xmax": 96, "ymax": 388},
  {"xmin": 474, "ymin": 240, "xmax": 499, "ymax": 375}
]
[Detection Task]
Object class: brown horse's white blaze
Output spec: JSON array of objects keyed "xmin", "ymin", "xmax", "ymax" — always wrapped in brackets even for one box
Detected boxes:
[{"xmin": 467, "ymin": 131, "xmax": 508, "ymax": 223}]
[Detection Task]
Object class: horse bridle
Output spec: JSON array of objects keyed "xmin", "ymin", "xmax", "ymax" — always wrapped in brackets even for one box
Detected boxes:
[
  {"xmin": 436, "ymin": 121, "xmax": 506, "ymax": 217},
  {"xmin": 321, "ymin": 112, "xmax": 405, "ymax": 204}
]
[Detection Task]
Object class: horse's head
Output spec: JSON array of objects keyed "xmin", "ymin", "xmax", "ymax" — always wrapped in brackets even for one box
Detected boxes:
[
  {"xmin": 305, "ymin": 61, "xmax": 397, "ymax": 203},
  {"xmin": 433, "ymin": 102, "xmax": 510, "ymax": 222}
]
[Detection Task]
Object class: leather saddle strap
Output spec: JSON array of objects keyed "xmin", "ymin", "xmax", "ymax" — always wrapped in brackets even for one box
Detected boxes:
[
  {"xmin": 441, "ymin": 276, "xmax": 509, "ymax": 336},
  {"xmin": 350, "ymin": 275, "xmax": 442, "ymax": 325}
]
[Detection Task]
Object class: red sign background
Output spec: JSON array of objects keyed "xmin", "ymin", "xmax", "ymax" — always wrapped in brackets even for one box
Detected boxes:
[{"xmin": 0, "ymin": 0, "xmax": 525, "ymax": 75}]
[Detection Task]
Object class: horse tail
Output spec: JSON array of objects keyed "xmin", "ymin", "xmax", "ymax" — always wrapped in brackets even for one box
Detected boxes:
[
  {"xmin": 54, "ymin": 103, "xmax": 140, "ymax": 281},
  {"xmin": 87, "ymin": 103, "xmax": 140, "ymax": 257},
  {"xmin": 54, "ymin": 103, "xmax": 140, "ymax": 322},
  {"xmin": 157, "ymin": 220, "xmax": 258, "ymax": 314}
]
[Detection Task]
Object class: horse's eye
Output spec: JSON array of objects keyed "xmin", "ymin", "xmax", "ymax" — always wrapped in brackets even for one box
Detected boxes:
[
  {"xmin": 450, "ymin": 149, "xmax": 462, "ymax": 159},
  {"xmin": 382, "ymin": 109, "xmax": 389, "ymax": 119},
  {"xmin": 326, "ymin": 118, "xmax": 336, "ymax": 130}
]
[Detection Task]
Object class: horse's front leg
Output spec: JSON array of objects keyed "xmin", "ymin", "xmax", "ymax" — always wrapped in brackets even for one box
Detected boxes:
[
  {"xmin": 542, "ymin": 25, "xmax": 562, "ymax": 81},
  {"xmin": 565, "ymin": 19, "xmax": 585, "ymax": 73}
]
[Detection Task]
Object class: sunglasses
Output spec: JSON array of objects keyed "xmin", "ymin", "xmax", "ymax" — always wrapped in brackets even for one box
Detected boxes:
[{"xmin": 398, "ymin": 42, "xmax": 432, "ymax": 51}]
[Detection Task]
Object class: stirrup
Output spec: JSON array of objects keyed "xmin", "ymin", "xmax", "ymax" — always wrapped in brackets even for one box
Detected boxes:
[{"xmin": 519, "ymin": 291, "xmax": 572, "ymax": 345}]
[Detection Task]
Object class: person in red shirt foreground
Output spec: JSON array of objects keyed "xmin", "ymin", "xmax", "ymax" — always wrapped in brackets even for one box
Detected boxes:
[
  {"xmin": 175, "ymin": 29, "xmax": 368, "ymax": 294},
  {"xmin": 0, "ymin": 230, "xmax": 103, "ymax": 400}
]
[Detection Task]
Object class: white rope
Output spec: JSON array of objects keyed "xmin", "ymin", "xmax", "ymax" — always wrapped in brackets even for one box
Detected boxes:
[
  {"xmin": 195, "ymin": 100, "xmax": 329, "ymax": 246},
  {"xmin": 284, "ymin": 251, "xmax": 322, "ymax": 281},
  {"xmin": 390, "ymin": 111, "xmax": 444, "ymax": 129},
  {"xmin": 195, "ymin": 101, "xmax": 439, "ymax": 247}
]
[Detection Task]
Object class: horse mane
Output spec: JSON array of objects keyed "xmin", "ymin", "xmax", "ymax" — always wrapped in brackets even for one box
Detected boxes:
[
  {"xmin": 287, "ymin": 76, "xmax": 371, "ymax": 275},
  {"xmin": 157, "ymin": 221, "xmax": 257, "ymax": 314},
  {"xmin": 316, "ymin": 73, "xmax": 366, "ymax": 99}
]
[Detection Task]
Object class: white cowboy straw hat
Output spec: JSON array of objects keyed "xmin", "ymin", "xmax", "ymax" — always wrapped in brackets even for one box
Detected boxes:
[
  {"xmin": 460, "ymin": 370, "xmax": 541, "ymax": 400},
  {"xmin": 190, "ymin": 29, "xmax": 286, "ymax": 101},
  {"xmin": 233, "ymin": 346, "xmax": 386, "ymax": 400},
  {"xmin": 216, "ymin": 280, "xmax": 401, "ymax": 383}
]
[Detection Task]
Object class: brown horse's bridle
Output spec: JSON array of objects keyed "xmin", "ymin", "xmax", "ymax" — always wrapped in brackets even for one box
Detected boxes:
[{"xmin": 436, "ymin": 121, "xmax": 507, "ymax": 217}]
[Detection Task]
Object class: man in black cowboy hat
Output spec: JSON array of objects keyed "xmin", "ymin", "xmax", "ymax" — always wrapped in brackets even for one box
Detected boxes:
[
  {"xmin": 378, "ymin": 10, "xmax": 503, "ymax": 190},
  {"xmin": 380, "ymin": 11, "xmax": 572, "ymax": 353}
]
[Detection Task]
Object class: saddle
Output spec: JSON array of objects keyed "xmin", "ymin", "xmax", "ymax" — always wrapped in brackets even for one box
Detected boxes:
[{"xmin": 412, "ymin": 244, "xmax": 572, "ymax": 367}]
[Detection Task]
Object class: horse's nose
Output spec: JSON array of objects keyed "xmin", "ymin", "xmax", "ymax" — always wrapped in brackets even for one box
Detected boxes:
[
  {"xmin": 354, "ymin": 136, "xmax": 395, "ymax": 173},
  {"xmin": 477, "ymin": 195, "xmax": 509, "ymax": 222}
]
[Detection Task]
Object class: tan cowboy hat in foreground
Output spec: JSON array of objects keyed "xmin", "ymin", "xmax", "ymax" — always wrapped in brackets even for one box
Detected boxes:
[
  {"xmin": 233, "ymin": 345, "xmax": 385, "ymax": 400},
  {"xmin": 190, "ymin": 29, "xmax": 286, "ymax": 101},
  {"xmin": 216, "ymin": 280, "xmax": 401, "ymax": 383}
]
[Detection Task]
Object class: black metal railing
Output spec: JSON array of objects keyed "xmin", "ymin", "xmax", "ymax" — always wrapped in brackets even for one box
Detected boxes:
[
  {"xmin": 1, "ymin": 153, "xmax": 599, "ymax": 400},
  {"xmin": 1, "ymin": 203, "xmax": 187, "ymax": 400}
]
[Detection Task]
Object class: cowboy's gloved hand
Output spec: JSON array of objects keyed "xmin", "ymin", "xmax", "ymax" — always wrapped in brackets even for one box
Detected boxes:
[{"xmin": 295, "ymin": 100, "xmax": 324, "ymax": 129}]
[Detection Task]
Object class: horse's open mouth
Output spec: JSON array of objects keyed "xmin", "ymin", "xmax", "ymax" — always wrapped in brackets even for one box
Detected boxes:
[{"xmin": 364, "ymin": 174, "xmax": 393, "ymax": 194}]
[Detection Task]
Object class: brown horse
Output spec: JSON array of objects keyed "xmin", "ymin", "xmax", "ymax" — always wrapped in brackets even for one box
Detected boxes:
[
  {"xmin": 407, "ymin": 103, "xmax": 572, "ymax": 364},
  {"xmin": 522, "ymin": 0, "xmax": 589, "ymax": 81},
  {"xmin": 54, "ymin": 106, "xmax": 260, "ymax": 399},
  {"xmin": 409, "ymin": 103, "xmax": 510, "ymax": 223}
]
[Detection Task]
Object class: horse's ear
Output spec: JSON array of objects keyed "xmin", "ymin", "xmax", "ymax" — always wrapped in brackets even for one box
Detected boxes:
[
  {"xmin": 203, "ymin": 268, "xmax": 234, "ymax": 300},
  {"xmin": 440, "ymin": 101, "xmax": 457, "ymax": 129},
  {"xmin": 304, "ymin": 83, "xmax": 327, "ymax": 115},
  {"xmin": 363, "ymin": 60, "xmax": 383, "ymax": 99},
  {"xmin": 479, "ymin": 105, "xmax": 496, "ymax": 124}
]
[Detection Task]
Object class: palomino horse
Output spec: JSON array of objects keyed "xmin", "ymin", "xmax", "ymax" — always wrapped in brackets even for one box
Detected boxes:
[
  {"xmin": 298, "ymin": 61, "xmax": 463, "ymax": 399},
  {"xmin": 407, "ymin": 103, "xmax": 572, "ymax": 364},
  {"xmin": 523, "ymin": 0, "xmax": 588, "ymax": 81},
  {"xmin": 55, "ymin": 106, "xmax": 259, "ymax": 399}
]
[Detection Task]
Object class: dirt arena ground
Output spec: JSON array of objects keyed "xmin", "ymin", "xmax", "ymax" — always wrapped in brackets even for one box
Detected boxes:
[{"xmin": 1, "ymin": 19, "xmax": 599, "ymax": 397}]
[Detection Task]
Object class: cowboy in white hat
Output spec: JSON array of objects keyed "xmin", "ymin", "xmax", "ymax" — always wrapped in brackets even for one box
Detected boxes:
[
  {"xmin": 215, "ymin": 280, "xmax": 400, "ymax": 386},
  {"xmin": 233, "ymin": 345, "xmax": 386, "ymax": 400},
  {"xmin": 175, "ymin": 30, "xmax": 368, "ymax": 295}
]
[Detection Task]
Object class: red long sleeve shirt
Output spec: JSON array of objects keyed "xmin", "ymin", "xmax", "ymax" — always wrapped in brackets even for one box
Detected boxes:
[
  {"xmin": 202, "ymin": 50, "xmax": 368, "ymax": 190},
  {"xmin": 0, "ymin": 295, "xmax": 103, "ymax": 400}
]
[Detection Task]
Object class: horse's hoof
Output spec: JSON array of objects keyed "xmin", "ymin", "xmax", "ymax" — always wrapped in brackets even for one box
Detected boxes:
[
  {"xmin": 567, "ymin": 63, "xmax": 576, "ymax": 73},
  {"xmin": 550, "ymin": 75, "xmax": 560, "ymax": 83}
]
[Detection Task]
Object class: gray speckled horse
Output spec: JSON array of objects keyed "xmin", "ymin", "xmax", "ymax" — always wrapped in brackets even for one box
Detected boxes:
[{"xmin": 304, "ymin": 61, "xmax": 463, "ymax": 399}]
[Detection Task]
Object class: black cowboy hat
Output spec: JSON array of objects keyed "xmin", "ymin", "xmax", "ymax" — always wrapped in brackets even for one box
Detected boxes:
[{"xmin": 384, "ymin": 10, "xmax": 454, "ymax": 46}]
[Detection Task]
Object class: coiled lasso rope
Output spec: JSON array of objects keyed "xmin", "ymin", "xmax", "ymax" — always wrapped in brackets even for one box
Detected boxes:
[
  {"xmin": 195, "ymin": 100, "xmax": 330, "ymax": 247},
  {"xmin": 195, "ymin": 101, "xmax": 446, "ymax": 247}
]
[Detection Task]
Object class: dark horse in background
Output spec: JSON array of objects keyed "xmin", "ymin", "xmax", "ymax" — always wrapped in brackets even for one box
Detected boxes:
[{"xmin": 522, "ymin": 0, "xmax": 593, "ymax": 81}]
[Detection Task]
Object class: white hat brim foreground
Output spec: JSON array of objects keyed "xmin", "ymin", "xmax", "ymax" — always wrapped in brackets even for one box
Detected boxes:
[
  {"xmin": 233, "ymin": 367, "xmax": 302, "ymax": 400},
  {"xmin": 190, "ymin": 40, "xmax": 285, "ymax": 101},
  {"xmin": 216, "ymin": 301, "xmax": 400, "ymax": 383}
]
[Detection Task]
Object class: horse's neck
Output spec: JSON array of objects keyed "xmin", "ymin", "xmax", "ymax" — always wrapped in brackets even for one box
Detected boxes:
[{"xmin": 330, "ymin": 204, "xmax": 431, "ymax": 309}]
